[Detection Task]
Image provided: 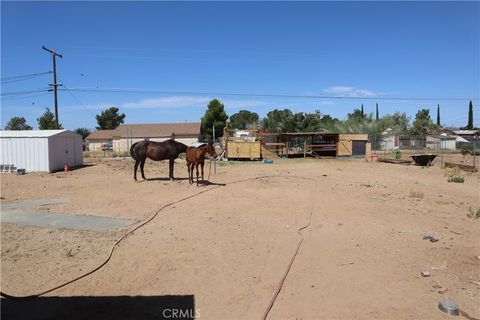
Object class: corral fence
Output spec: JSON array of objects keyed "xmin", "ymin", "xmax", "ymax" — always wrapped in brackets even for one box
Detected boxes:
[{"xmin": 369, "ymin": 134, "xmax": 479, "ymax": 169}]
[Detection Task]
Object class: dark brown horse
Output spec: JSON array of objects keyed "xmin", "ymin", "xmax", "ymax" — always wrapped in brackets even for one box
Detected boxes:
[
  {"xmin": 130, "ymin": 139, "xmax": 188, "ymax": 181},
  {"xmin": 186, "ymin": 143, "xmax": 217, "ymax": 185}
]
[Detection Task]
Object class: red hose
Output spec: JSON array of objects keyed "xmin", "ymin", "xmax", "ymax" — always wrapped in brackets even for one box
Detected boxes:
[
  {"xmin": 261, "ymin": 181, "xmax": 317, "ymax": 320},
  {"xmin": 1, "ymin": 174, "xmax": 315, "ymax": 301}
]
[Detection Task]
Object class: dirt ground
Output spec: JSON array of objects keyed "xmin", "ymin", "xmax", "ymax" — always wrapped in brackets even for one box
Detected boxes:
[{"xmin": 1, "ymin": 157, "xmax": 479, "ymax": 319}]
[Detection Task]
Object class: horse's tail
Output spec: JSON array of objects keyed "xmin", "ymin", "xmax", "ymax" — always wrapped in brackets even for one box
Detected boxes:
[{"xmin": 130, "ymin": 140, "xmax": 149, "ymax": 161}]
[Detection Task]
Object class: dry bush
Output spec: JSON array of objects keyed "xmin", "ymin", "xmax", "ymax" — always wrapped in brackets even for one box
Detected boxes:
[{"xmin": 409, "ymin": 190, "xmax": 424, "ymax": 199}]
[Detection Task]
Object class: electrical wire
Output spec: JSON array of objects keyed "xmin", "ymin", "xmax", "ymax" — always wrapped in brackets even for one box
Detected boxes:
[
  {"xmin": 1, "ymin": 71, "xmax": 52, "ymax": 83},
  {"xmin": 1, "ymin": 92, "xmax": 51, "ymax": 101},
  {"xmin": 0, "ymin": 88, "xmax": 51, "ymax": 97},
  {"xmin": 59, "ymin": 87, "xmax": 479, "ymax": 102},
  {"xmin": 61, "ymin": 82, "xmax": 97, "ymax": 118}
]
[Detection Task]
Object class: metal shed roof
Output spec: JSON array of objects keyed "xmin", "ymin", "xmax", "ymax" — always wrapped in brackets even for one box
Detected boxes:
[{"xmin": 0, "ymin": 130, "xmax": 72, "ymax": 138}]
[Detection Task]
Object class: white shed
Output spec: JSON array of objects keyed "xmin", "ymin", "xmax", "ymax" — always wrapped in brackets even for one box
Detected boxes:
[
  {"xmin": 0, "ymin": 130, "xmax": 83, "ymax": 172},
  {"xmin": 426, "ymin": 135, "xmax": 457, "ymax": 150}
]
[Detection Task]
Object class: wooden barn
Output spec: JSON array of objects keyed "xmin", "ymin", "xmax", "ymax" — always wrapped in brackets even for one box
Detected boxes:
[{"xmin": 223, "ymin": 129, "xmax": 370, "ymax": 160}]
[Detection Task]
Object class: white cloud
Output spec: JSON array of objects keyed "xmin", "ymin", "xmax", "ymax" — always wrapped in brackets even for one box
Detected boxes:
[
  {"xmin": 65, "ymin": 96, "xmax": 269, "ymax": 115},
  {"xmin": 121, "ymin": 96, "xmax": 211, "ymax": 109},
  {"xmin": 119, "ymin": 95, "xmax": 268, "ymax": 110},
  {"xmin": 323, "ymin": 86, "xmax": 377, "ymax": 97}
]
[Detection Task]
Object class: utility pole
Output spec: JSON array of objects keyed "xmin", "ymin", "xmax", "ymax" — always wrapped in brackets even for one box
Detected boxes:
[{"xmin": 42, "ymin": 46, "xmax": 63, "ymax": 129}]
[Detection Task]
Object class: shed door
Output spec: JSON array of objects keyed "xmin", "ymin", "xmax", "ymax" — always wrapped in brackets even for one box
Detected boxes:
[
  {"xmin": 65, "ymin": 137, "xmax": 75, "ymax": 165},
  {"xmin": 352, "ymin": 141, "xmax": 366, "ymax": 155},
  {"xmin": 51, "ymin": 136, "xmax": 74, "ymax": 171}
]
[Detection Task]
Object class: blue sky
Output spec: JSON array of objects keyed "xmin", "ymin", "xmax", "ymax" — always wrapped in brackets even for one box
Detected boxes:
[{"xmin": 1, "ymin": 1, "xmax": 479, "ymax": 130}]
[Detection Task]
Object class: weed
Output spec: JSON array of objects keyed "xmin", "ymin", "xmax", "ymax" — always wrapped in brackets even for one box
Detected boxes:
[
  {"xmin": 467, "ymin": 207, "xmax": 480, "ymax": 219},
  {"xmin": 444, "ymin": 167, "xmax": 461, "ymax": 177},
  {"xmin": 66, "ymin": 248, "xmax": 75, "ymax": 258},
  {"xmin": 392, "ymin": 149, "xmax": 402, "ymax": 159},
  {"xmin": 447, "ymin": 176, "xmax": 465, "ymax": 183},
  {"xmin": 409, "ymin": 190, "xmax": 424, "ymax": 199}
]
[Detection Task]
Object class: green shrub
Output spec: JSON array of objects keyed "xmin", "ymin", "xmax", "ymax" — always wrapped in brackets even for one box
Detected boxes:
[
  {"xmin": 392, "ymin": 149, "xmax": 402, "ymax": 159},
  {"xmin": 460, "ymin": 145, "xmax": 472, "ymax": 156},
  {"xmin": 467, "ymin": 207, "xmax": 480, "ymax": 219},
  {"xmin": 447, "ymin": 176, "xmax": 465, "ymax": 183}
]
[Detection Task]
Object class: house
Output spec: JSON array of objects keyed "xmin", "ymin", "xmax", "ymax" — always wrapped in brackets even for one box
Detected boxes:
[
  {"xmin": 453, "ymin": 130, "xmax": 479, "ymax": 142},
  {"xmin": 86, "ymin": 123, "xmax": 201, "ymax": 152},
  {"xmin": 0, "ymin": 130, "xmax": 83, "ymax": 172}
]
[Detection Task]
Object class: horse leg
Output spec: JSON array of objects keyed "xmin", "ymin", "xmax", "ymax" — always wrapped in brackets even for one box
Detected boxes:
[
  {"xmin": 169, "ymin": 158, "xmax": 175, "ymax": 181},
  {"xmin": 187, "ymin": 163, "xmax": 192, "ymax": 184},
  {"xmin": 201, "ymin": 162, "xmax": 205, "ymax": 183},
  {"xmin": 195, "ymin": 164, "xmax": 200, "ymax": 185},
  {"xmin": 188, "ymin": 164, "xmax": 192, "ymax": 184},
  {"xmin": 133, "ymin": 160, "xmax": 140, "ymax": 181},
  {"xmin": 140, "ymin": 159, "xmax": 147, "ymax": 180}
]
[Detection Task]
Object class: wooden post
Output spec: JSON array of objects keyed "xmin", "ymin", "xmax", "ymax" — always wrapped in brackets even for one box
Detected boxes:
[{"xmin": 304, "ymin": 137, "xmax": 307, "ymax": 159}]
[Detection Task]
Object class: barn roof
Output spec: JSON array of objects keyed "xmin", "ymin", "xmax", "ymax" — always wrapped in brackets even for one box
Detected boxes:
[
  {"xmin": 86, "ymin": 123, "xmax": 201, "ymax": 141},
  {"xmin": 0, "ymin": 130, "xmax": 73, "ymax": 138}
]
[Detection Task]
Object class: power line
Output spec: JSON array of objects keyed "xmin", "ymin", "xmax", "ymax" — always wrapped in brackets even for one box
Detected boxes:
[
  {"xmin": 1, "ymin": 92, "xmax": 51, "ymax": 101},
  {"xmin": 59, "ymin": 87, "xmax": 479, "ymax": 102},
  {"xmin": 61, "ymin": 82, "xmax": 96, "ymax": 118},
  {"xmin": 1, "ymin": 71, "xmax": 52, "ymax": 82},
  {"xmin": 1, "ymin": 88, "xmax": 51, "ymax": 97}
]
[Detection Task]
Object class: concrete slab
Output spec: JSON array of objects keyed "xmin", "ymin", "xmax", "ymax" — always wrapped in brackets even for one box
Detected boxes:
[
  {"xmin": 1, "ymin": 210, "xmax": 137, "ymax": 232},
  {"xmin": 1, "ymin": 198, "xmax": 70, "ymax": 210}
]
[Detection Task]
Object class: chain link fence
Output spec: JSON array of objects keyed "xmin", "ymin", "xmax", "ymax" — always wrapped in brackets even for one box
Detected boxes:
[{"xmin": 369, "ymin": 134, "xmax": 479, "ymax": 169}]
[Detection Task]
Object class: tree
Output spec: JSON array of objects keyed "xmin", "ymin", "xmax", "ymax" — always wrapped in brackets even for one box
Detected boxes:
[
  {"xmin": 389, "ymin": 112, "xmax": 410, "ymax": 133},
  {"xmin": 436, "ymin": 104, "xmax": 441, "ymax": 126},
  {"xmin": 74, "ymin": 128, "xmax": 91, "ymax": 140},
  {"xmin": 262, "ymin": 109, "xmax": 332, "ymax": 133},
  {"xmin": 302, "ymin": 110, "xmax": 323, "ymax": 132},
  {"xmin": 37, "ymin": 107, "xmax": 62, "ymax": 129},
  {"xmin": 201, "ymin": 99, "xmax": 228, "ymax": 140},
  {"xmin": 467, "ymin": 100, "xmax": 473, "ymax": 130},
  {"xmin": 361, "ymin": 104, "xmax": 364, "ymax": 118},
  {"xmin": 319, "ymin": 114, "xmax": 341, "ymax": 130},
  {"xmin": 347, "ymin": 108, "xmax": 365, "ymax": 122},
  {"xmin": 262, "ymin": 108, "xmax": 295, "ymax": 133},
  {"xmin": 376, "ymin": 103, "xmax": 379, "ymax": 121},
  {"xmin": 229, "ymin": 110, "xmax": 259, "ymax": 130},
  {"xmin": 4, "ymin": 117, "xmax": 32, "ymax": 130},
  {"xmin": 410, "ymin": 109, "xmax": 434, "ymax": 136},
  {"xmin": 95, "ymin": 107, "xmax": 126, "ymax": 130}
]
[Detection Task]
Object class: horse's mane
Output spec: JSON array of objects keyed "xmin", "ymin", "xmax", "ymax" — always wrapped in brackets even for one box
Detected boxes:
[{"xmin": 197, "ymin": 143, "xmax": 207, "ymax": 148}]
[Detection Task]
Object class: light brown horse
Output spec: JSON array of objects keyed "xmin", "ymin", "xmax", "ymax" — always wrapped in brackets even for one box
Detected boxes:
[{"xmin": 186, "ymin": 143, "xmax": 217, "ymax": 185}]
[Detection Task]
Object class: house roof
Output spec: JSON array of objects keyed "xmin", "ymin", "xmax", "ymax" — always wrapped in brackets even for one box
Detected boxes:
[
  {"xmin": 453, "ymin": 130, "xmax": 479, "ymax": 135},
  {"xmin": 86, "ymin": 123, "xmax": 201, "ymax": 141},
  {"xmin": 85, "ymin": 129, "xmax": 118, "ymax": 140},
  {"xmin": 0, "ymin": 130, "xmax": 76, "ymax": 138}
]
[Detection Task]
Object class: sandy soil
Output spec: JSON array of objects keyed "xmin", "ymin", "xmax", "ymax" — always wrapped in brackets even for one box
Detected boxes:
[{"xmin": 1, "ymin": 157, "xmax": 479, "ymax": 319}]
